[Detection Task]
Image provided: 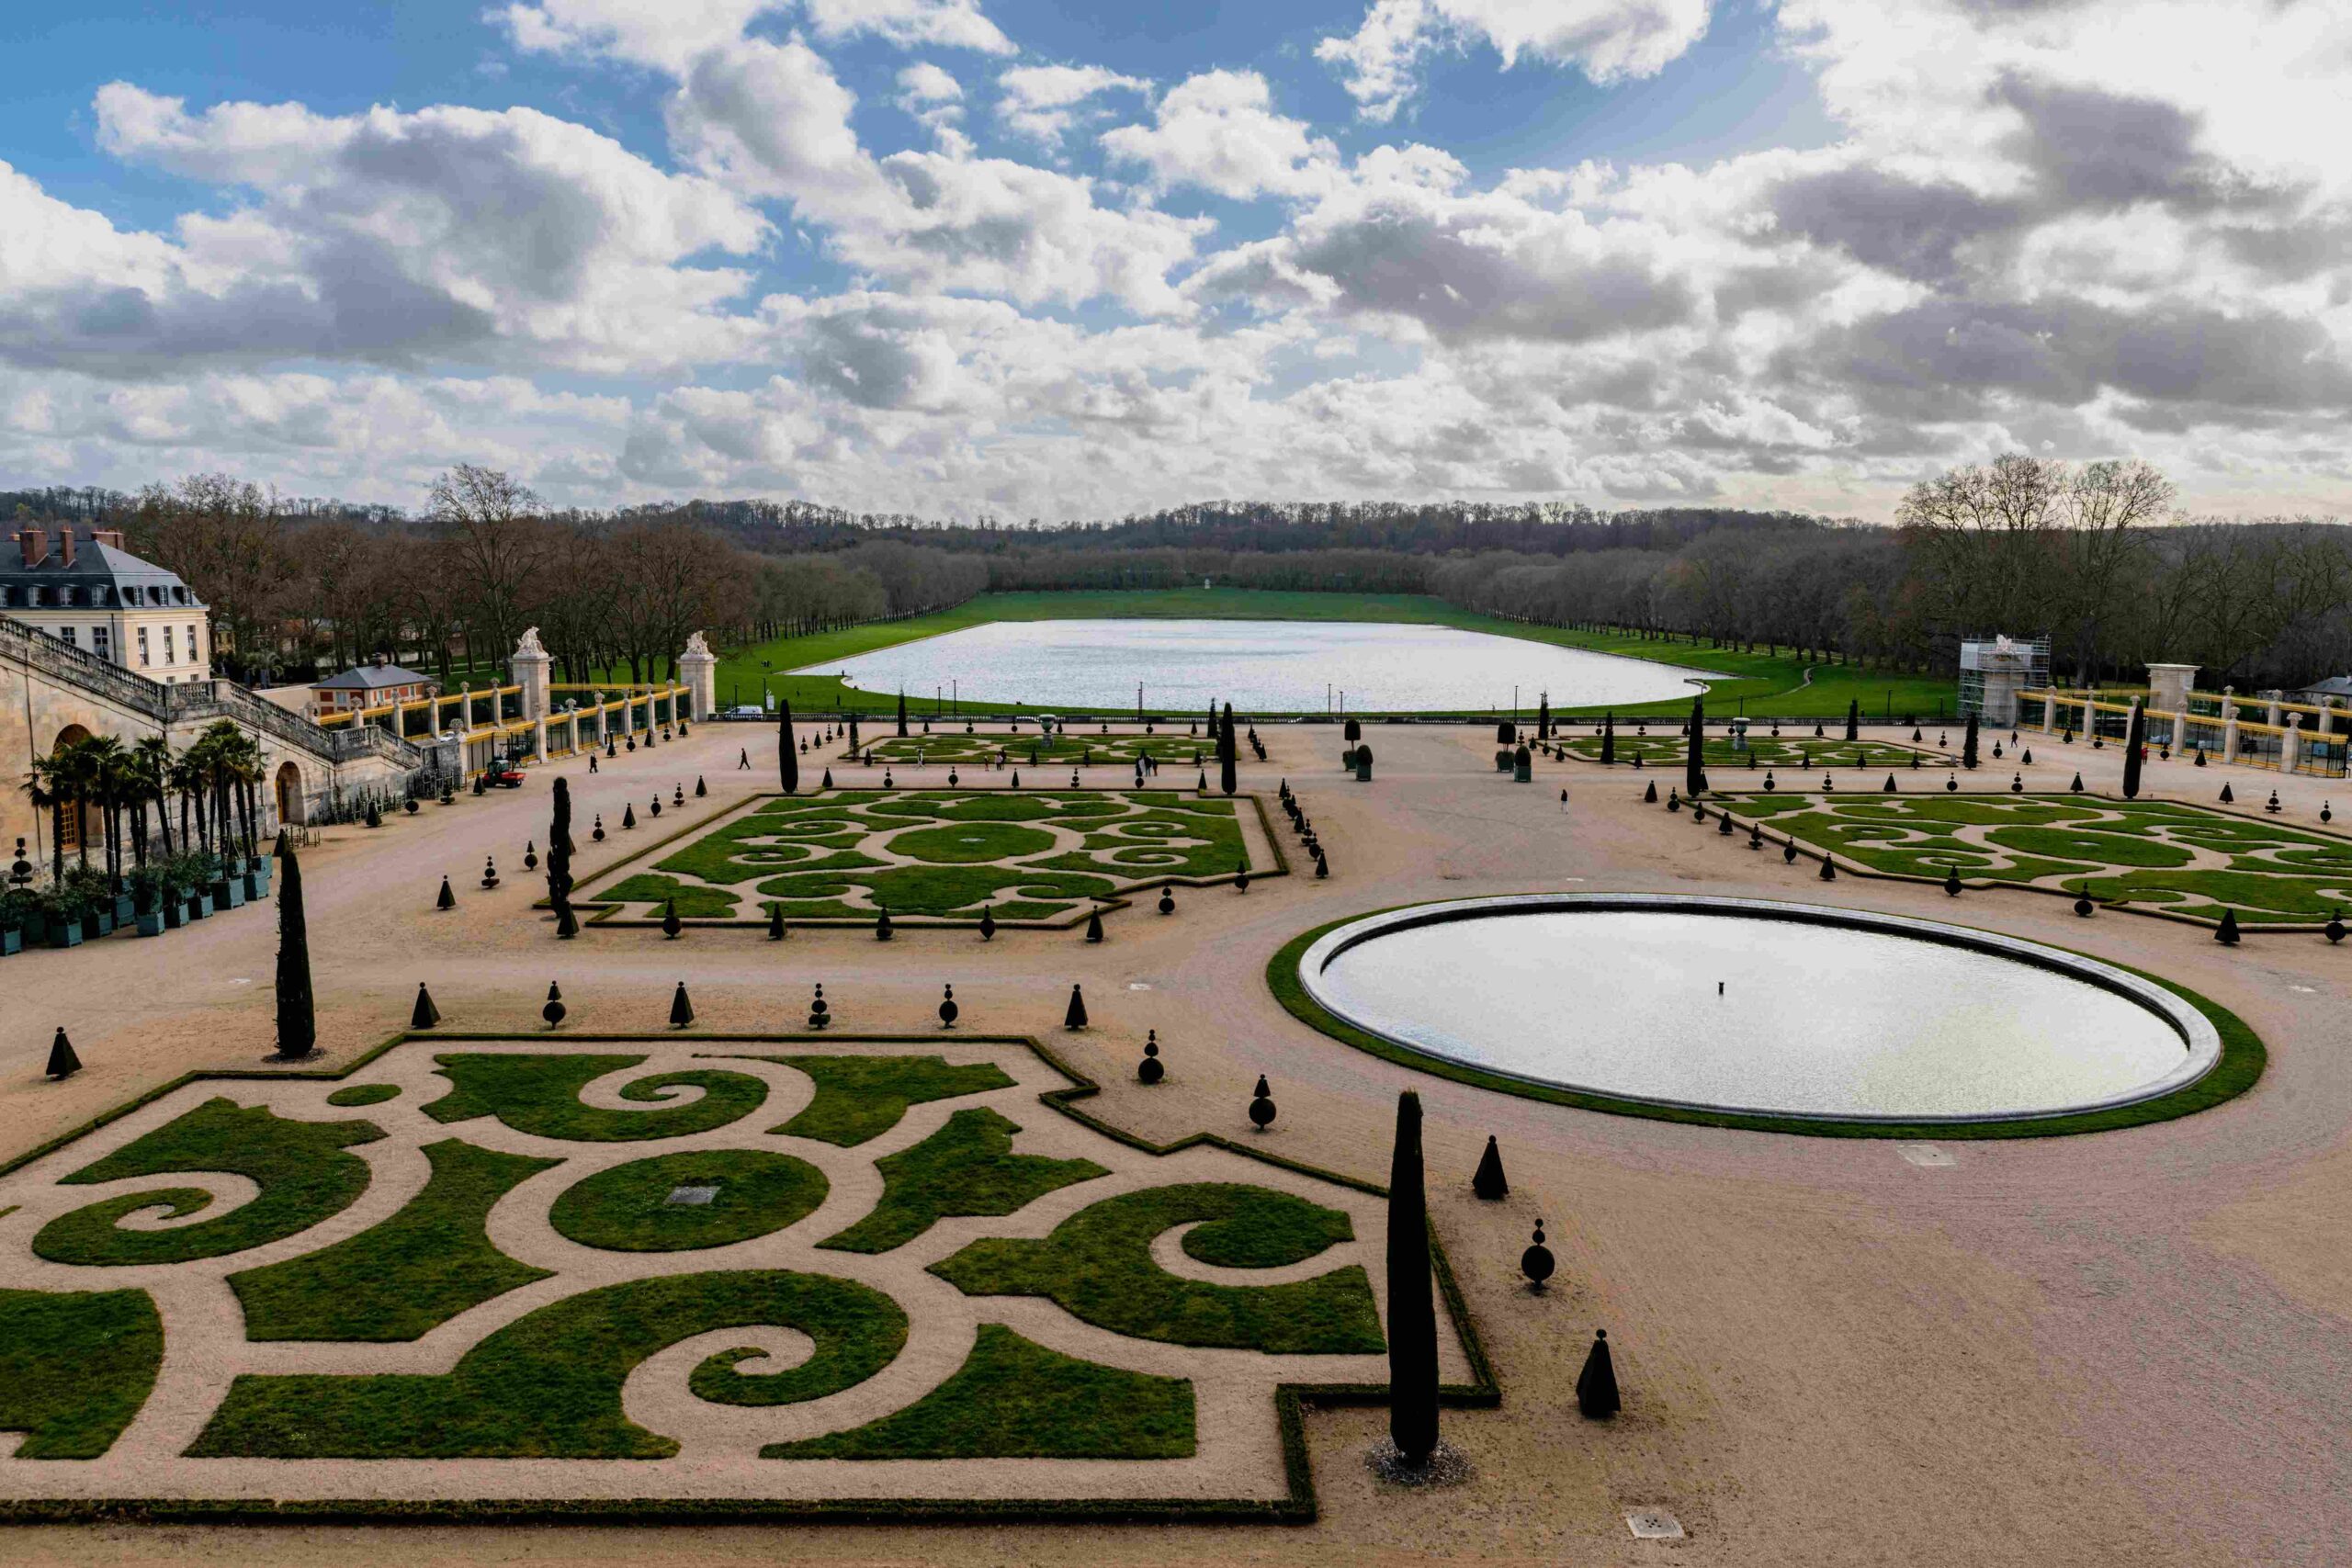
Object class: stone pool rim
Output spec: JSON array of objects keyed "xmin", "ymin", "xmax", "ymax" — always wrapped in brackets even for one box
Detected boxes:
[{"xmin": 1283, "ymin": 894, "xmax": 2251, "ymax": 1136}]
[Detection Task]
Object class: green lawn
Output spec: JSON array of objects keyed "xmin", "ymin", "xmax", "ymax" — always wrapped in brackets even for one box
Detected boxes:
[
  {"xmin": 192, "ymin": 1270, "xmax": 910, "ymax": 1459},
  {"xmin": 36, "ymin": 1099, "xmax": 385, "ymax": 1267},
  {"xmin": 0, "ymin": 1287, "xmax": 163, "ymax": 1459},
  {"xmin": 423, "ymin": 1053, "xmax": 771, "ymax": 1140},
  {"xmin": 230, "ymin": 1138, "xmax": 558, "ymax": 1340},
  {"xmin": 756, "ymin": 1054, "xmax": 1016, "ymax": 1145},
  {"xmin": 693, "ymin": 589, "xmax": 1952, "ymax": 721},
  {"xmin": 548, "ymin": 1149, "xmax": 829, "ymax": 1252},
  {"xmin": 763, "ymin": 1324, "xmax": 1194, "ymax": 1461},
  {"xmin": 819, "ymin": 1108, "xmax": 1106, "ymax": 1255},
  {"xmin": 933, "ymin": 1181, "xmax": 1384, "ymax": 1354},
  {"xmin": 1721, "ymin": 793, "xmax": 2352, "ymax": 924}
]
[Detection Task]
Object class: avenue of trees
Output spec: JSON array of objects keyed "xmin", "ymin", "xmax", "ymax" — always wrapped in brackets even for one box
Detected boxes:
[{"xmin": 9, "ymin": 453, "xmax": 2350, "ymax": 691}]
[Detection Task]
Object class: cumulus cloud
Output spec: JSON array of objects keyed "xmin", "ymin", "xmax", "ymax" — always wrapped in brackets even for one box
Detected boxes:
[
  {"xmin": 1319, "ymin": 0, "xmax": 1711, "ymax": 121},
  {"xmin": 1102, "ymin": 70, "xmax": 1339, "ymax": 199},
  {"xmin": 0, "ymin": 87, "xmax": 767, "ymax": 376},
  {"xmin": 995, "ymin": 63, "xmax": 1150, "ymax": 146}
]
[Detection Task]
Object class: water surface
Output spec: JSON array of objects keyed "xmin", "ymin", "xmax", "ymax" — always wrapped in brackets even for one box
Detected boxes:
[
  {"xmin": 1306, "ymin": 907, "xmax": 2200, "ymax": 1120},
  {"xmin": 795, "ymin": 618, "xmax": 1714, "ymax": 713}
]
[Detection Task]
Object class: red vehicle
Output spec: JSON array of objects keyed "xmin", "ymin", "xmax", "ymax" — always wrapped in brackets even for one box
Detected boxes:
[{"xmin": 487, "ymin": 764, "xmax": 528, "ymax": 789}]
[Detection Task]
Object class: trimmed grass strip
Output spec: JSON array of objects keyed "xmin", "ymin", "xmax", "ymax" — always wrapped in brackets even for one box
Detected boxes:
[
  {"xmin": 423, "ymin": 1054, "xmax": 768, "ymax": 1141},
  {"xmin": 0, "ymin": 1287, "xmax": 163, "ymax": 1459},
  {"xmin": 820, "ymin": 1108, "xmax": 1105, "ymax": 1254},
  {"xmin": 756, "ymin": 1055, "xmax": 1014, "ymax": 1146}
]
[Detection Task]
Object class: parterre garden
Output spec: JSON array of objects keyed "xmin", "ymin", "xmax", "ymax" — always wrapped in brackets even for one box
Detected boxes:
[
  {"xmin": 0, "ymin": 1038, "xmax": 1457, "ymax": 1514},
  {"xmin": 1718, "ymin": 793, "xmax": 2352, "ymax": 924},
  {"xmin": 579, "ymin": 789, "xmax": 1263, "ymax": 927},
  {"xmin": 860, "ymin": 728, "xmax": 1216, "ymax": 767},
  {"xmin": 1562, "ymin": 731, "xmax": 1937, "ymax": 771}
]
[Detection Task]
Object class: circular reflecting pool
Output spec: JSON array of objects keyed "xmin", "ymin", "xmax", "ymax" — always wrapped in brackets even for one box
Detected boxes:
[{"xmin": 1299, "ymin": 896, "xmax": 2219, "ymax": 1122}]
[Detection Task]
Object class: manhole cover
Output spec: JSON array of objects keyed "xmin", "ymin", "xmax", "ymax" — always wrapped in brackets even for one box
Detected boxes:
[
  {"xmin": 666, "ymin": 1185, "xmax": 719, "ymax": 1205},
  {"xmin": 1896, "ymin": 1143, "xmax": 1955, "ymax": 1168},
  {"xmin": 1625, "ymin": 1508, "xmax": 1684, "ymax": 1540}
]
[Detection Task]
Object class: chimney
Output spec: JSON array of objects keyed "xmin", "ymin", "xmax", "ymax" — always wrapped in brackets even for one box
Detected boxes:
[
  {"xmin": 58, "ymin": 527, "xmax": 74, "ymax": 568},
  {"xmin": 91, "ymin": 528, "xmax": 124, "ymax": 551},
  {"xmin": 17, "ymin": 527, "xmax": 46, "ymax": 568}
]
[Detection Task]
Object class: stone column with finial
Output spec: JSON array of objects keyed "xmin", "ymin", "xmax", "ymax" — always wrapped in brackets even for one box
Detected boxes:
[
  {"xmin": 510, "ymin": 626, "xmax": 551, "ymax": 722},
  {"xmin": 679, "ymin": 631, "xmax": 718, "ymax": 721}
]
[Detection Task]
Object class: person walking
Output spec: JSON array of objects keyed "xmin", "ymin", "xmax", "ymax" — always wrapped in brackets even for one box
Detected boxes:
[{"xmin": 738, "ymin": 748, "xmax": 750, "ymax": 770}]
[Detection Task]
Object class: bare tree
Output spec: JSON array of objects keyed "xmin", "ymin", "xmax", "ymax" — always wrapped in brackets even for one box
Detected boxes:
[{"xmin": 428, "ymin": 465, "xmax": 550, "ymax": 666}]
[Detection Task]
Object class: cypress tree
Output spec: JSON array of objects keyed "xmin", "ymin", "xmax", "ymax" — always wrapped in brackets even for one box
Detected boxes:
[
  {"xmin": 1387, "ymin": 1090, "xmax": 1440, "ymax": 1464},
  {"xmin": 897, "ymin": 691, "xmax": 908, "ymax": 737},
  {"xmin": 274, "ymin": 846, "xmax": 316, "ymax": 1059},
  {"xmin": 1600, "ymin": 713, "xmax": 1615, "ymax": 764},
  {"xmin": 2120, "ymin": 704, "xmax": 2145, "ymax": 799},
  {"xmin": 1538, "ymin": 695, "xmax": 1551, "ymax": 739},
  {"xmin": 779, "ymin": 701, "xmax": 798, "ymax": 795},
  {"xmin": 1685, "ymin": 695, "xmax": 1707, "ymax": 798},
  {"xmin": 1220, "ymin": 704, "xmax": 1238, "ymax": 796},
  {"xmin": 1962, "ymin": 712, "xmax": 1980, "ymax": 770},
  {"xmin": 1845, "ymin": 698, "xmax": 1859, "ymax": 743},
  {"xmin": 550, "ymin": 778, "xmax": 577, "ymax": 940}
]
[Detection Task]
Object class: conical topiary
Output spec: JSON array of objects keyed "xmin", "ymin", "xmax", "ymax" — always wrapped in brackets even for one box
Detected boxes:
[
  {"xmin": 412, "ymin": 982, "xmax": 442, "ymax": 1028},
  {"xmin": 768, "ymin": 904, "xmax": 786, "ymax": 941},
  {"xmin": 876, "ymin": 907, "xmax": 895, "ymax": 942},
  {"xmin": 1386, "ymin": 1090, "xmax": 1440, "ymax": 1465},
  {"xmin": 1644, "ymin": 780, "xmax": 1657, "ymax": 803},
  {"xmin": 543, "ymin": 983, "xmax": 566, "ymax": 1028},
  {"xmin": 670, "ymin": 980, "xmax": 695, "ymax": 1027},
  {"xmin": 2220, "ymin": 783, "xmax": 2234, "ymax": 804},
  {"xmin": 2070, "ymin": 773, "xmax": 2085, "ymax": 793},
  {"xmin": 1248, "ymin": 1074, "xmax": 1276, "ymax": 1131},
  {"xmin": 622, "ymin": 803, "xmax": 637, "ymax": 829},
  {"xmin": 1138, "ymin": 1030, "xmax": 1164, "ymax": 1084},
  {"xmin": 2216, "ymin": 908, "xmax": 2241, "ymax": 946},
  {"xmin": 662, "ymin": 897, "xmax": 682, "ymax": 939},
  {"xmin": 695, "ymin": 774, "xmax": 707, "ymax": 797},
  {"xmin": 938, "ymin": 984, "xmax": 959, "ymax": 1029},
  {"xmin": 1471, "ymin": 1134, "xmax": 1508, "ymax": 1200},
  {"xmin": 1819, "ymin": 855, "xmax": 1837, "ymax": 881},
  {"xmin": 46, "ymin": 1027, "xmax": 80, "ymax": 1079},
  {"xmin": 1577, "ymin": 1330, "xmax": 1621, "ymax": 1418},
  {"xmin": 436, "ymin": 874, "xmax": 456, "ymax": 911},
  {"xmin": 1085, "ymin": 908, "xmax": 1104, "ymax": 943},
  {"xmin": 1521, "ymin": 1221, "xmax": 1555, "ymax": 1291},
  {"xmin": 273, "ymin": 845, "xmax": 317, "ymax": 1060},
  {"xmin": 1065, "ymin": 984, "xmax": 1089, "ymax": 1029},
  {"xmin": 821, "ymin": 768, "xmax": 834, "ymax": 789}
]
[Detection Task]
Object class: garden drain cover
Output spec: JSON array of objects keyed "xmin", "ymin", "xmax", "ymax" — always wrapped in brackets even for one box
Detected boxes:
[
  {"xmin": 666, "ymin": 1185, "xmax": 719, "ymax": 1205},
  {"xmin": 1625, "ymin": 1508, "xmax": 1684, "ymax": 1540},
  {"xmin": 1896, "ymin": 1143, "xmax": 1956, "ymax": 1168}
]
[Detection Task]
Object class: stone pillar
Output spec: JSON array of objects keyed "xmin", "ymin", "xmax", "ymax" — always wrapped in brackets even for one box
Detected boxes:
[
  {"xmin": 510, "ymin": 627, "xmax": 552, "ymax": 721},
  {"xmin": 2222, "ymin": 715, "xmax": 2241, "ymax": 763},
  {"xmin": 2320, "ymin": 698, "xmax": 2335, "ymax": 739},
  {"xmin": 2265, "ymin": 690, "xmax": 2283, "ymax": 727},
  {"xmin": 2283, "ymin": 714, "xmax": 2303, "ymax": 773},
  {"xmin": 679, "ymin": 632, "xmax": 718, "ymax": 721},
  {"xmin": 2145, "ymin": 661, "xmax": 2197, "ymax": 720},
  {"xmin": 532, "ymin": 716, "xmax": 548, "ymax": 762}
]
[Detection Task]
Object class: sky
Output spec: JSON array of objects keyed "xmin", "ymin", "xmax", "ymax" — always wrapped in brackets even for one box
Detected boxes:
[{"xmin": 0, "ymin": 0, "xmax": 2346, "ymax": 523}]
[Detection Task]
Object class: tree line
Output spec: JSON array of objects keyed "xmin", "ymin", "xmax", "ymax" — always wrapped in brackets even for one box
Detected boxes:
[{"xmin": 11, "ymin": 454, "xmax": 2349, "ymax": 691}]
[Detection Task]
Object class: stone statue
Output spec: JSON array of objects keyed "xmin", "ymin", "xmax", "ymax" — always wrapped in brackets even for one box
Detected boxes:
[
  {"xmin": 684, "ymin": 630, "xmax": 713, "ymax": 659},
  {"xmin": 514, "ymin": 626, "xmax": 547, "ymax": 658}
]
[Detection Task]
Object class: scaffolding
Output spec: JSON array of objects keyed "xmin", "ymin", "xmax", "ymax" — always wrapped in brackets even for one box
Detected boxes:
[{"xmin": 1958, "ymin": 636, "xmax": 2050, "ymax": 726}]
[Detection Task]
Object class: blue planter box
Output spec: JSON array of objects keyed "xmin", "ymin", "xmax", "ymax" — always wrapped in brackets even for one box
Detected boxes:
[
  {"xmin": 113, "ymin": 894, "xmax": 136, "ymax": 925},
  {"xmin": 244, "ymin": 870, "xmax": 266, "ymax": 901},
  {"xmin": 252, "ymin": 862, "xmax": 273, "ymax": 896},
  {"xmin": 213, "ymin": 878, "xmax": 246, "ymax": 910},
  {"xmin": 164, "ymin": 892, "xmax": 189, "ymax": 929},
  {"xmin": 24, "ymin": 911, "xmax": 46, "ymax": 944},
  {"xmin": 1, "ymin": 927, "xmax": 20, "ymax": 956},
  {"xmin": 91, "ymin": 908, "xmax": 115, "ymax": 937},
  {"xmin": 193, "ymin": 894, "xmax": 214, "ymax": 919},
  {"xmin": 136, "ymin": 910, "xmax": 164, "ymax": 937},
  {"xmin": 47, "ymin": 919, "xmax": 83, "ymax": 949}
]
